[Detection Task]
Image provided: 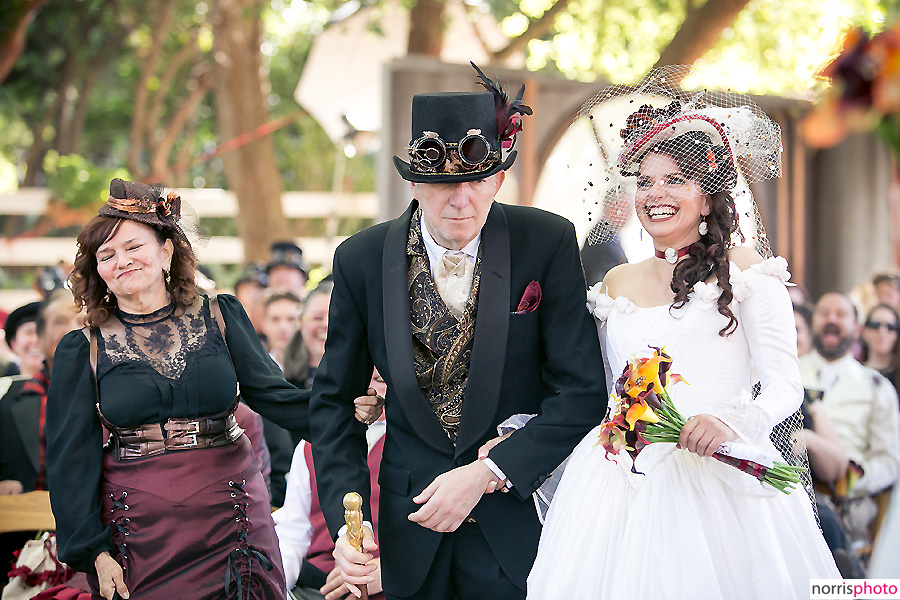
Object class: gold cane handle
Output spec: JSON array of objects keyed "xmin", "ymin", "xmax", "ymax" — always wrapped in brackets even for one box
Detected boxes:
[{"xmin": 342, "ymin": 492, "xmax": 369, "ymax": 599}]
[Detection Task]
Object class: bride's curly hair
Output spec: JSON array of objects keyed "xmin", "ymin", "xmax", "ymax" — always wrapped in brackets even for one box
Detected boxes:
[{"xmin": 643, "ymin": 132, "xmax": 742, "ymax": 336}]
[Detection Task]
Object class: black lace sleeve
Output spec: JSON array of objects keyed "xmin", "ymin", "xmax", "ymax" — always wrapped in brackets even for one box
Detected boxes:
[
  {"xmin": 45, "ymin": 330, "xmax": 114, "ymax": 573},
  {"xmin": 215, "ymin": 294, "xmax": 310, "ymax": 441}
]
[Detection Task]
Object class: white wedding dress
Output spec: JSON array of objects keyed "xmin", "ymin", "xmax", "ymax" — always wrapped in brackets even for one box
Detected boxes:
[{"xmin": 527, "ymin": 257, "xmax": 839, "ymax": 599}]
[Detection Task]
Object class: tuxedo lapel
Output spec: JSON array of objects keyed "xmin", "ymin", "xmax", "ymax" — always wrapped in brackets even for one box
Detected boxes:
[
  {"xmin": 382, "ymin": 201, "xmax": 454, "ymax": 454},
  {"xmin": 455, "ymin": 202, "xmax": 511, "ymax": 458},
  {"xmin": 9, "ymin": 393, "xmax": 41, "ymax": 475}
]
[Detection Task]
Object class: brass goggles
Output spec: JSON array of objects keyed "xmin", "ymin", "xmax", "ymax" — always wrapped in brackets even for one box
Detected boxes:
[{"xmin": 408, "ymin": 129, "xmax": 500, "ymax": 174}]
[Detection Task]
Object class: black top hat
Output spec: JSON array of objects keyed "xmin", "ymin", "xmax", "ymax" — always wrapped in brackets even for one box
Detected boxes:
[
  {"xmin": 267, "ymin": 241, "xmax": 309, "ymax": 276},
  {"xmin": 393, "ymin": 63, "xmax": 532, "ymax": 184}
]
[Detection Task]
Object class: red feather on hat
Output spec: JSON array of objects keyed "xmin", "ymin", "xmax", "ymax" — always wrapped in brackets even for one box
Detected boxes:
[{"xmin": 471, "ymin": 62, "xmax": 533, "ymax": 147}]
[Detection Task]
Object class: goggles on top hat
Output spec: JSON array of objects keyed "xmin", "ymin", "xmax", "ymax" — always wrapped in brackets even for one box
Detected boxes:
[{"xmin": 408, "ymin": 128, "xmax": 501, "ymax": 174}]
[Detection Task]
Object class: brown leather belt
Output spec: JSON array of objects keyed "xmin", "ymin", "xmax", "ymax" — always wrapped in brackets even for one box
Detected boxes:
[{"xmin": 102, "ymin": 412, "xmax": 244, "ymax": 460}]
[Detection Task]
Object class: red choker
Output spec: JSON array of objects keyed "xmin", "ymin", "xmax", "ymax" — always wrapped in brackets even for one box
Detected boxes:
[{"xmin": 655, "ymin": 243, "xmax": 698, "ymax": 264}]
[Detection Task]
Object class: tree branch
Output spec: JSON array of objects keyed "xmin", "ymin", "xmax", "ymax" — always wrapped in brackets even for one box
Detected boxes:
[
  {"xmin": 148, "ymin": 29, "xmax": 201, "ymax": 155},
  {"xmin": 128, "ymin": 0, "xmax": 178, "ymax": 177},
  {"xmin": 149, "ymin": 66, "xmax": 212, "ymax": 180},
  {"xmin": 653, "ymin": 0, "xmax": 751, "ymax": 81},
  {"xmin": 493, "ymin": 0, "xmax": 571, "ymax": 62}
]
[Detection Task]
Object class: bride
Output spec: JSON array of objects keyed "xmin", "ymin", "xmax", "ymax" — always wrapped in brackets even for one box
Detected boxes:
[{"xmin": 526, "ymin": 69, "xmax": 839, "ymax": 599}]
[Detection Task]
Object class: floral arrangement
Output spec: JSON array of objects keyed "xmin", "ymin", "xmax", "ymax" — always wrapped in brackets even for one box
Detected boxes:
[
  {"xmin": 801, "ymin": 24, "xmax": 900, "ymax": 154},
  {"xmin": 597, "ymin": 346, "xmax": 806, "ymax": 494}
]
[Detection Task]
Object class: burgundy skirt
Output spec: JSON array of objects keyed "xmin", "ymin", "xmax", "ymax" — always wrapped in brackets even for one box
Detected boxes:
[{"xmin": 87, "ymin": 436, "xmax": 286, "ymax": 600}]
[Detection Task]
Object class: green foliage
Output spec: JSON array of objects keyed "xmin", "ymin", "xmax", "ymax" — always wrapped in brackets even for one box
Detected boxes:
[
  {"xmin": 518, "ymin": 0, "xmax": 892, "ymax": 93},
  {"xmin": 42, "ymin": 151, "xmax": 130, "ymax": 209}
]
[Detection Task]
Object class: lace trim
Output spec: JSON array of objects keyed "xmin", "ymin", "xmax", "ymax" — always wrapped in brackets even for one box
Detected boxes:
[
  {"xmin": 97, "ymin": 296, "xmax": 226, "ymax": 380},
  {"xmin": 586, "ymin": 256, "xmax": 793, "ymax": 320},
  {"xmin": 116, "ymin": 302, "xmax": 176, "ymax": 325}
]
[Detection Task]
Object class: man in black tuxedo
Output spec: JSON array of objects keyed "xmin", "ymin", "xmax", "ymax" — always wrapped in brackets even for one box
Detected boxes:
[{"xmin": 310, "ymin": 75, "xmax": 607, "ymax": 599}]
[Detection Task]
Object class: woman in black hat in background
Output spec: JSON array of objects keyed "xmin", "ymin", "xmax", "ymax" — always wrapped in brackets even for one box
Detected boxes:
[{"xmin": 46, "ymin": 179, "xmax": 378, "ymax": 600}]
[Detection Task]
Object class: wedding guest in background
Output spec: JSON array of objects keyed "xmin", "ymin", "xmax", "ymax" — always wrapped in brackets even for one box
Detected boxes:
[
  {"xmin": 275, "ymin": 369, "xmax": 386, "ymax": 600},
  {"xmin": 794, "ymin": 303, "xmax": 814, "ymax": 357},
  {"xmin": 859, "ymin": 303, "xmax": 900, "ymax": 398},
  {"xmin": 268, "ymin": 242, "xmax": 309, "ymax": 296},
  {"xmin": 872, "ymin": 273, "xmax": 900, "ymax": 311},
  {"xmin": 235, "ymin": 263, "xmax": 268, "ymax": 337},
  {"xmin": 801, "ymin": 292, "xmax": 900, "ymax": 546},
  {"xmin": 2, "ymin": 301, "xmax": 43, "ymax": 378},
  {"xmin": 261, "ymin": 290, "xmax": 304, "ymax": 507},
  {"xmin": 284, "ymin": 280, "xmax": 333, "ymax": 390}
]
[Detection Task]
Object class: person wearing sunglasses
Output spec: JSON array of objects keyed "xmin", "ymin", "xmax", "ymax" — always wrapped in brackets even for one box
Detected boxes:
[{"xmin": 860, "ymin": 303, "xmax": 900, "ymax": 399}]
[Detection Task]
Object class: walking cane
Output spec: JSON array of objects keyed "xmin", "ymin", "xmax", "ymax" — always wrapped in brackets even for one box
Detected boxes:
[{"xmin": 343, "ymin": 492, "xmax": 369, "ymax": 600}]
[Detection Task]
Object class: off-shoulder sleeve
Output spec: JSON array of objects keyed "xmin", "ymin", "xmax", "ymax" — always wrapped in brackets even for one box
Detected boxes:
[
  {"xmin": 215, "ymin": 294, "xmax": 310, "ymax": 442},
  {"xmin": 718, "ymin": 262, "xmax": 803, "ymax": 445},
  {"xmin": 46, "ymin": 330, "xmax": 114, "ymax": 573}
]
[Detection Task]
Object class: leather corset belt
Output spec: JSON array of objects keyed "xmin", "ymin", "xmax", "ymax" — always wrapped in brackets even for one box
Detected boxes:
[{"xmin": 98, "ymin": 406, "xmax": 244, "ymax": 460}]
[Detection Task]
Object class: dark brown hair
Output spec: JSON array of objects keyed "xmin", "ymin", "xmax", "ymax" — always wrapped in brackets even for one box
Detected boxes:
[
  {"xmin": 859, "ymin": 303, "xmax": 900, "ymax": 368},
  {"xmin": 70, "ymin": 215, "xmax": 199, "ymax": 327},
  {"xmin": 644, "ymin": 132, "xmax": 741, "ymax": 336}
]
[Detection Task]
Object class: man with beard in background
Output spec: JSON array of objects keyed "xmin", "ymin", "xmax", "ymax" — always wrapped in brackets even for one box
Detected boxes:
[{"xmin": 800, "ymin": 292, "xmax": 900, "ymax": 547}]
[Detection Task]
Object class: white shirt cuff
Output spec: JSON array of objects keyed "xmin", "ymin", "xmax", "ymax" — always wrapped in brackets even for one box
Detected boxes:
[{"xmin": 481, "ymin": 457, "xmax": 513, "ymax": 489}]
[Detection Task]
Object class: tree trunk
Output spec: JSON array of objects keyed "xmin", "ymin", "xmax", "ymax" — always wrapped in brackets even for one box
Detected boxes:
[
  {"xmin": 408, "ymin": 0, "xmax": 445, "ymax": 56},
  {"xmin": 653, "ymin": 0, "xmax": 752, "ymax": 79},
  {"xmin": 210, "ymin": 0, "xmax": 287, "ymax": 263},
  {"xmin": 0, "ymin": 0, "xmax": 46, "ymax": 85}
]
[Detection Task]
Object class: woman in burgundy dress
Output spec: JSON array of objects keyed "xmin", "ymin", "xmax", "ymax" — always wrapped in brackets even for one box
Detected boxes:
[{"xmin": 46, "ymin": 179, "xmax": 376, "ymax": 600}]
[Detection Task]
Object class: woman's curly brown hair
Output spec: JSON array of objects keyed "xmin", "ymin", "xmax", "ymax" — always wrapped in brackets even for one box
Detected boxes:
[
  {"xmin": 643, "ymin": 132, "xmax": 742, "ymax": 336},
  {"xmin": 70, "ymin": 215, "xmax": 199, "ymax": 327}
]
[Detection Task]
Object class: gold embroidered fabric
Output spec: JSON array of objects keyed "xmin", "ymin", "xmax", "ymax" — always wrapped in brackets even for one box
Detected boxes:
[{"xmin": 407, "ymin": 210, "xmax": 481, "ymax": 442}]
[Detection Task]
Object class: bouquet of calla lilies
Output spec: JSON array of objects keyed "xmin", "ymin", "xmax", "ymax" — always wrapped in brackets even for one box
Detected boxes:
[{"xmin": 597, "ymin": 346, "xmax": 806, "ymax": 494}]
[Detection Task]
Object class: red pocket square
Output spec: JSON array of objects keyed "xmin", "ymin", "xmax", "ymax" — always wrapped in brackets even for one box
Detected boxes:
[{"xmin": 514, "ymin": 281, "xmax": 541, "ymax": 314}]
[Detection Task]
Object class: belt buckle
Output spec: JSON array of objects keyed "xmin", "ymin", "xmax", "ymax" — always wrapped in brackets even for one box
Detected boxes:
[{"xmin": 182, "ymin": 420, "xmax": 201, "ymax": 448}]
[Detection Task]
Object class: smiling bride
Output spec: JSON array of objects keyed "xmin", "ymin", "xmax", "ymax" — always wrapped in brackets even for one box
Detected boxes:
[{"xmin": 526, "ymin": 67, "xmax": 840, "ymax": 599}]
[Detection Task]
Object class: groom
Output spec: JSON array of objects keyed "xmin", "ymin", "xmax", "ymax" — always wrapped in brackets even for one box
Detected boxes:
[{"xmin": 309, "ymin": 74, "xmax": 607, "ymax": 599}]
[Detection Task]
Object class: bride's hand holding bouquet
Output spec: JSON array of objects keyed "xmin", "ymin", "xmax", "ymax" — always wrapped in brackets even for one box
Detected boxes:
[{"xmin": 597, "ymin": 346, "xmax": 807, "ymax": 494}]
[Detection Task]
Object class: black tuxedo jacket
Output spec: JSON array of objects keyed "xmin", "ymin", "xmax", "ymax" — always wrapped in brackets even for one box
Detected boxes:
[
  {"xmin": 310, "ymin": 200, "xmax": 607, "ymax": 595},
  {"xmin": 0, "ymin": 378, "xmax": 41, "ymax": 491}
]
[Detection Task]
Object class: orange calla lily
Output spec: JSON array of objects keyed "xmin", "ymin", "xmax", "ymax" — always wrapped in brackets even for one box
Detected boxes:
[
  {"xmin": 625, "ymin": 400, "xmax": 660, "ymax": 430},
  {"xmin": 623, "ymin": 355, "xmax": 665, "ymax": 398}
]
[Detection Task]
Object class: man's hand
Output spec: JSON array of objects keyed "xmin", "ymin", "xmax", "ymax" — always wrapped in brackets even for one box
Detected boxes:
[
  {"xmin": 0, "ymin": 480, "xmax": 23, "ymax": 495},
  {"xmin": 477, "ymin": 434, "xmax": 512, "ymax": 493},
  {"xmin": 321, "ymin": 558, "xmax": 382, "ymax": 600},
  {"xmin": 678, "ymin": 414, "xmax": 737, "ymax": 457},
  {"xmin": 332, "ymin": 525, "xmax": 378, "ymax": 599},
  {"xmin": 408, "ymin": 461, "xmax": 499, "ymax": 532},
  {"xmin": 353, "ymin": 388, "xmax": 384, "ymax": 426},
  {"xmin": 94, "ymin": 551, "xmax": 129, "ymax": 599}
]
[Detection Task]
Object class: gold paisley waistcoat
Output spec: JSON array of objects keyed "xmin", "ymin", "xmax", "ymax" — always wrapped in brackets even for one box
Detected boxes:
[{"xmin": 407, "ymin": 210, "xmax": 482, "ymax": 443}]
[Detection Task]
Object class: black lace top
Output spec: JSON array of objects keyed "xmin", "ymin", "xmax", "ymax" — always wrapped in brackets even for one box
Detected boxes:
[{"xmin": 45, "ymin": 294, "xmax": 309, "ymax": 572}]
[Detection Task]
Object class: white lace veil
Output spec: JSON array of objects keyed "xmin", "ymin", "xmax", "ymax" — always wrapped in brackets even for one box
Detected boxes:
[{"xmin": 574, "ymin": 64, "xmax": 780, "ymax": 258}]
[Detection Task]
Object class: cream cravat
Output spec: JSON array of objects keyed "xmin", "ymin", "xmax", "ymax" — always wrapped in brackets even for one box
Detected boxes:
[{"xmin": 434, "ymin": 252, "xmax": 474, "ymax": 319}]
